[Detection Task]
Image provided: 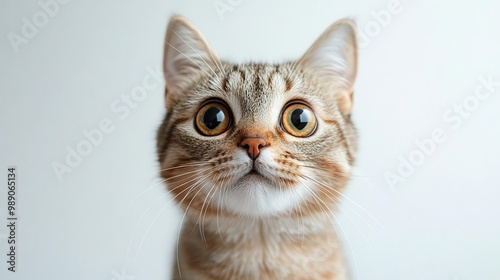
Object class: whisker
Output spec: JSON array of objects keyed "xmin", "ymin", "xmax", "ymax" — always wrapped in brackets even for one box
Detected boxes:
[
  {"xmin": 307, "ymin": 173, "xmax": 382, "ymax": 237},
  {"xmin": 288, "ymin": 40, "xmax": 319, "ymax": 82},
  {"xmin": 193, "ymin": 174, "xmax": 220, "ymax": 245},
  {"xmin": 301, "ymin": 184, "xmax": 360, "ymax": 279},
  {"xmin": 200, "ymin": 182, "xmax": 219, "ymax": 245},
  {"xmin": 156, "ymin": 162, "xmax": 210, "ymax": 173},
  {"xmin": 126, "ymin": 171, "xmax": 210, "ymax": 265},
  {"xmin": 207, "ymin": 38, "xmax": 226, "ymax": 76},
  {"xmin": 216, "ymin": 173, "xmax": 231, "ymax": 245},
  {"xmin": 303, "ymin": 174, "xmax": 387, "ymax": 232},
  {"xmin": 175, "ymin": 171, "xmax": 215, "ymax": 278},
  {"xmin": 133, "ymin": 168, "xmax": 208, "ymax": 202},
  {"xmin": 300, "ymin": 164, "xmax": 375, "ymax": 179},
  {"xmin": 303, "ymin": 176, "xmax": 375, "ymax": 250},
  {"xmin": 164, "ymin": 41, "xmax": 212, "ymax": 78},
  {"xmin": 172, "ymin": 30, "xmax": 219, "ymax": 80}
]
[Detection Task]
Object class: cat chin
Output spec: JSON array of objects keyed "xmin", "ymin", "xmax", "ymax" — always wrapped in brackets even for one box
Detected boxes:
[{"xmin": 213, "ymin": 176, "xmax": 310, "ymax": 217}]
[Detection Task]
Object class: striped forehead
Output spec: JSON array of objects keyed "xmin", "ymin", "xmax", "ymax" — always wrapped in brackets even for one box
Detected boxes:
[{"xmin": 220, "ymin": 65, "xmax": 294, "ymax": 126}]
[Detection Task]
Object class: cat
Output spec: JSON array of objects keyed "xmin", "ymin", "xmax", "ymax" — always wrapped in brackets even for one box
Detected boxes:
[{"xmin": 157, "ymin": 16, "xmax": 358, "ymax": 280}]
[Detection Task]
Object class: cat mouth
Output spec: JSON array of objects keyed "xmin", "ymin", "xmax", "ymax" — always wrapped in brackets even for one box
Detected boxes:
[
  {"xmin": 242, "ymin": 168, "xmax": 265, "ymax": 179},
  {"xmin": 243, "ymin": 168, "xmax": 272, "ymax": 182},
  {"xmin": 248, "ymin": 169, "xmax": 259, "ymax": 175},
  {"xmin": 235, "ymin": 167, "xmax": 274, "ymax": 187},
  {"xmin": 238, "ymin": 163, "xmax": 271, "ymax": 183}
]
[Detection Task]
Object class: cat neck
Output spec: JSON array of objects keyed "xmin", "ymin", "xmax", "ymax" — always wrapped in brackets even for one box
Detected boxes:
[
  {"xmin": 184, "ymin": 208, "xmax": 339, "ymax": 243},
  {"xmin": 177, "ymin": 211, "xmax": 347, "ymax": 279}
]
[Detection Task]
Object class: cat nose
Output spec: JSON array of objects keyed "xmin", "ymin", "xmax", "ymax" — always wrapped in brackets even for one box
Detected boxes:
[{"xmin": 239, "ymin": 137, "xmax": 268, "ymax": 160}]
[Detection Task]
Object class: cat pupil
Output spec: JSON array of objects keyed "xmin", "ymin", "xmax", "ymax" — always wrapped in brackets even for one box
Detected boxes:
[
  {"xmin": 204, "ymin": 107, "xmax": 225, "ymax": 129},
  {"xmin": 291, "ymin": 109, "xmax": 309, "ymax": 130}
]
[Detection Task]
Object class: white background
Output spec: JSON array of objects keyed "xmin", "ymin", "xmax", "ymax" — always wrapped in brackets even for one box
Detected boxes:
[{"xmin": 1, "ymin": 0, "xmax": 500, "ymax": 279}]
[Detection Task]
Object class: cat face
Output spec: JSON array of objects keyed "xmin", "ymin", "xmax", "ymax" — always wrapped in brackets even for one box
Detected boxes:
[{"xmin": 157, "ymin": 16, "xmax": 358, "ymax": 217}]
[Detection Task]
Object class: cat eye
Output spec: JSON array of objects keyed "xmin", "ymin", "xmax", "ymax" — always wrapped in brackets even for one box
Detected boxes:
[
  {"xmin": 280, "ymin": 102, "xmax": 317, "ymax": 137},
  {"xmin": 195, "ymin": 100, "xmax": 231, "ymax": 136}
]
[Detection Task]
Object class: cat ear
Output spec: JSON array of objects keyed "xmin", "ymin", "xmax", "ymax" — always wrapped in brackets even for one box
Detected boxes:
[
  {"xmin": 299, "ymin": 19, "xmax": 358, "ymax": 115},
  {"xmin": 163, "ymin": 16, "xmax": 218, "ymax": 104}
]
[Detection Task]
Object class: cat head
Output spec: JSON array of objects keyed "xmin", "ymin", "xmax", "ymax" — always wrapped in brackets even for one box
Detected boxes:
[{"xmin": 157, "ymin": 16, "xmax": 358, "ymax": 218}]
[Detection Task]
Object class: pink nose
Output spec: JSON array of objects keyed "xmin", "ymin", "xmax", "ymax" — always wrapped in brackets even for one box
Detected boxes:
[{"xmin": 240, "ymin": 137, "xmax": 268, "ymax": 160}]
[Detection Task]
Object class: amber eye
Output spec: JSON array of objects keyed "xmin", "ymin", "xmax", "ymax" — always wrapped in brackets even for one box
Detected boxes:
[
  {"xmin": 195, "ymin": 101, "xmax": 231, "ymax": 136},
  {"xmin": 281, "ymin": 102, "xmax": 317, "ymax": 137}
]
